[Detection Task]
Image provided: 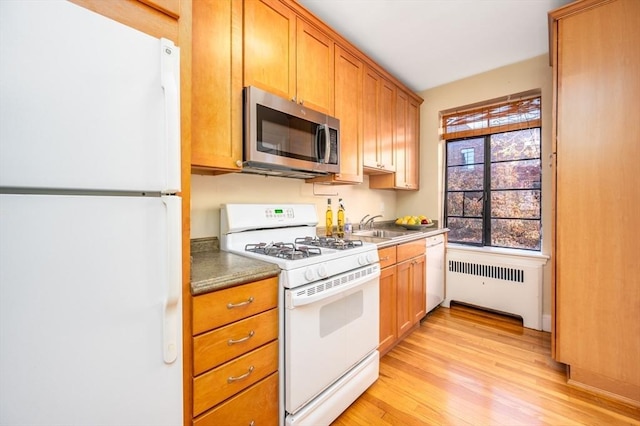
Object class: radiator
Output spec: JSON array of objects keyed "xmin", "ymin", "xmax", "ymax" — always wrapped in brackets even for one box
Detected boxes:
[{"xmin": 442, "ymin": 247, "xmax": 548, "ymax": 330}]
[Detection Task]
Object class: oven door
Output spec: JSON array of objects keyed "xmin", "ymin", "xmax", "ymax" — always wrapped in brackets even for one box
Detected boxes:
[{"xmin": 284, "ymin": 264, "xmax": 380, "ymax": 415}]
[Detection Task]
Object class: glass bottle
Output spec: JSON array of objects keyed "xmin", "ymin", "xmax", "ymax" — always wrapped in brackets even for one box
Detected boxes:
[
  {"xmin": 325, "ymin": 198, "xmax": 333, "ymax": 237},
  {"xmin": 337, "ymin": 198, "xmax": 345, "ymax": 238}
]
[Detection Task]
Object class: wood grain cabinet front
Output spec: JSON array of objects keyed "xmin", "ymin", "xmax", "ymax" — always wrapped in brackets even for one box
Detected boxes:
[
  {"xmin": 363, "ymin": 66, "xmax": 396, "ymax": 174},
  {"xmin": 378, "ymin": 239, "xmax": 426, "ymax": 356},
  {"xmin": 191, "ymin": 276, "xmax": 279, "ymax": 424},
  {"xmin": 244, "ymin": 0, "xmax": 334, "ymax": 115},
  {"xmin": 193, "ymin": 341, "xmax": 278, "ymax": 416},
  {"xmin": 193, "ymin": 372, "xmax": 279, "ymax": 426},
  {"xmin": 191, "ymin": 0, "xmax": 243, "ymax": 172}
]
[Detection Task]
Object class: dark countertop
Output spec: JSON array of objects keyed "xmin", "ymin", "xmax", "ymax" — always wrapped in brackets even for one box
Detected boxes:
[
  {"xmin": 190, "ymin": 225, "xmax": 449, "ymax": 296},
  {"xmin": 190, "ymin": 237, "xmax": 280, "ymax": 296}
]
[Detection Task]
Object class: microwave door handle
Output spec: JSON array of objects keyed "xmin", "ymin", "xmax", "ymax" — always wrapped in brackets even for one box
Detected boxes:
[{"xmin": 318, "ymin": 124, "xmax": 330, "ymax": 164}]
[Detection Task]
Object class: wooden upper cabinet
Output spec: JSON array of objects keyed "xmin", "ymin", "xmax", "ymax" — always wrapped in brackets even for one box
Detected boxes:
[
  {"xmin": 363, "ymin": 66, "xmax": 395, "ymax": 173},
  {"xmin": 244, "ymin": 0, "xmax": 334, "ymax": 115},
  {"xmin": 295, "ymin": 19, "xmax": 334, "ymax": 115},
  {"xmin": 308, "ymin": 45, "xmax": 363, "ymax": 184},
  {"xmin": 369, "ymin": 88, "xmax": 421, "ymax": 190},
  {"xmin": 244, "ymin": 0, "xmax": 296, "ymax": 101},
  {"xmin": 191, "ymin": 0, "xmax": 242, "ymax": 172}
]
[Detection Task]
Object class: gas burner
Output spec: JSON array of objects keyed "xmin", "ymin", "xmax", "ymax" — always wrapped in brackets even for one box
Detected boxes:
[
  {"xmin": 245, "ymin": 242, "xmax": 322, "ymax": 261},
  {"xmin": 295, "ymin": 236, "xmax": 364, "ymax": 250}
]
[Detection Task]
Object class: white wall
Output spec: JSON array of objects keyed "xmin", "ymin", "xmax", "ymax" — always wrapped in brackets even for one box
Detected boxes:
[{"xmin": 397, "ymin": 54, "xmax": 554, "ymax": 317}]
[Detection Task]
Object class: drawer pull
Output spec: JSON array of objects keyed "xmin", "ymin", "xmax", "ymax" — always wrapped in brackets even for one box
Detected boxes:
[
  {"xmin": 227, "ymin": 365, "xmax": 255, "ymax": 383},
  {"xmin": 380, "ymin": 256, "xmax": 390, "ymax": 261},
  {"xmin": 249, "ymin": 422, "xmax": 255, "ymax": 426},
  {"xmin": 228, "ymin": 330, "xmax": 255, "ymax": 346},
  {"xmin": 227, "ymin": 296, "xmax": 254, "ymax": 309}
]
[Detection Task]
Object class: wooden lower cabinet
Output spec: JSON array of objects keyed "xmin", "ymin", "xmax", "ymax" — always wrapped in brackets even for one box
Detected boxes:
[
  {"xmin": 378, "ymin": 239, "xmax": 426, "ymax": 356},
  {"xmin": 191, "ymin": 277, "xmax": 279, "ymax": 424},
  {"xmin": 194, "ymin": 373, "xmax": 279, "ymax": 426}
]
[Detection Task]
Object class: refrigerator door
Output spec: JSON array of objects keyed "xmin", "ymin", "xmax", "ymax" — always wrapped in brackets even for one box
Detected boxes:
[
  {"xmin": 0, "ymin": 194, "xmax": 182, "ymax": 425},
  {"xmin": 0, "ymin": 1, "xmax": 180, "ymax": 193}
]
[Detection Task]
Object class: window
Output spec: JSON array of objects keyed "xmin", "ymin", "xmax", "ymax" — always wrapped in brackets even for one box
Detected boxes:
[{"xmin": 443, "ymin": 95, "xmax": 542, "ymax": 251}]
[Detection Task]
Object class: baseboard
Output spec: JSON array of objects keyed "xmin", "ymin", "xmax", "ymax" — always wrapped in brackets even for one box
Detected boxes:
[{"xmin": 542, "ymin": 314, "xmax": 551, "ymax": 332}]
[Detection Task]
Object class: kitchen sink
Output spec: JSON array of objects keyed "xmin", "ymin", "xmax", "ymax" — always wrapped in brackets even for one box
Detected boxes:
[{"xmin": 351, "ymin": 229, "xmax": 410, "ymax": 238}]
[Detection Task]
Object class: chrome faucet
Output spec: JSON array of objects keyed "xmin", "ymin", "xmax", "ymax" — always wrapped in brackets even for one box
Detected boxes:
[
  {"xmin": 359, "ymin": 214, "xmax": 370, "ymax": 229},
  {"xmin": 364, "ymin": 215, "xmax": 383, "ymax": 229}
]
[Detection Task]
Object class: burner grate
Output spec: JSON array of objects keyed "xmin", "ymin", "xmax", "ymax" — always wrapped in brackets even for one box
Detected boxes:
[{"xmin": 295, "ymin": 236, "xmax": 364, "ymax": 250}]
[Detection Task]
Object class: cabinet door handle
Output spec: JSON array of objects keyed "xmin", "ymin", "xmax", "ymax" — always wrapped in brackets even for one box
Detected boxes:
[
  {"xmin": 228, "ymin": 330, "xmax": 255, "ymax": 346},
  {"xmin": 227, "ymin": 365, "xmax": 255, "ymax": 383},
  {"xmin": 227, "ymin": 296, "xmax": 254, "ymax": 309}
]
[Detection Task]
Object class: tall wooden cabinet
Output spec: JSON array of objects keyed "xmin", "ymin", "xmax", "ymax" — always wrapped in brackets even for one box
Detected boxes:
[{"xmin": 550, "ymin": 0, "xmax": 640, "ymax": 404}]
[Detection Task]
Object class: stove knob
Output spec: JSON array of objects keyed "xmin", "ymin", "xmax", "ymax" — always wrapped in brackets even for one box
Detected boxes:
[
  {"xmin": 366, "ymin": 253, "xmax": 377, "ymax": 264},
  {"xmin": 358, "ymin": 255, "xmax": 368, "ymax": 266},
  {"xmin": 317, "ymin": 264, "xmax": 328, "ymax": 278},
  {"xmin": 304, "ymin": 268, "xmax": 315, "ymax": 281}
]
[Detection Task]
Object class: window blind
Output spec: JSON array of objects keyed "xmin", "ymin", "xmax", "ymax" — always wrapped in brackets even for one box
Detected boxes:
[{"xmin": 442, "ymin": 96, "xmax": 541, "ymax": 140}]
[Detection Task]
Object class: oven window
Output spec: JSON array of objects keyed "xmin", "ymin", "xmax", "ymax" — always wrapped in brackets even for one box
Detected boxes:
[
  {"xmin": 257, "ymin": 104, "xmax": 318, "ymax": 162},
  {"xmin": 319, "ymin": 290, "xmax": 363, "ymax": 338}
]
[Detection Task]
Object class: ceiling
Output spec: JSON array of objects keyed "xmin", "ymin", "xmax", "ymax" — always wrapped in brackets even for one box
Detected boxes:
[{"xmin": 296, "ymin": 0, "xmax": 571, "ymax": 92}]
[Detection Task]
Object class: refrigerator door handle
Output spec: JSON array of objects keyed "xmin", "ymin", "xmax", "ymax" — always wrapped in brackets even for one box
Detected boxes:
[
  {"xmin": 162, "ymin": 195, "xmax": 182, "ymax": 364},
  {"xmin": 160, "ymin": 38, "xmax": 181, "ymax": 193}
]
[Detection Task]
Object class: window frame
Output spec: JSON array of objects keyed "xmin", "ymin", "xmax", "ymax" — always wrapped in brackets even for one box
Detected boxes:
[{"xmin": 444, "ymin": 127, "xmax": 542, "ymax": 251}]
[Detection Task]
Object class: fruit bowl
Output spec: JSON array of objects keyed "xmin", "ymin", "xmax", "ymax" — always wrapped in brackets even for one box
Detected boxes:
[{"xmin": 401, "ymin": 223, "xmax": 435, "ymax": 230}]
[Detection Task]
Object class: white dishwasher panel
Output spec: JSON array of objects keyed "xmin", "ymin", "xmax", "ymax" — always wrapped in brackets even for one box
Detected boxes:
[{"xmin": 426, "ymin": 234, "xmax": 445, "ymax": 313}]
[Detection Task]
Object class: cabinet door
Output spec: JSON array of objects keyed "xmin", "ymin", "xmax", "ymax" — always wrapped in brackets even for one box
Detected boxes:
[
  {"xmin": 369, "ymin": 88, "xmax": 420, "ymax": 190},
  {"xmin": 296, "ymin": 19, "xmax": 334, "ymax": 114},
  {"xmin": 396, "ymin": 258, "xmax": 413, "ymax": 337},
  {"xmin": 191, "ymin": 0, "xmax": 242, "ymax": 171},
  {"xmin": 554, "ymin": 0, "xmax": 640, "ymax": 400},
  {"xmin": 394, "ymin": 90, "xmax": 420, "ymax": 189},
  {"xmin": 410, "ymin": 254, "xmax": 426, "ymax": 324},
  {"xmin": 244, "ymin": 0, "xmax": 296, "ymax": 101},
  {"xmin": 363, "ymin": 67, "xmax": 395, "ymax": 172},
  {"xmin": 378, "ymin": 265, "xmax": 397, "ymax": 356},
  {"xmin": 311, "ymin": 45, "xmax": 363, "ymax": 184}
]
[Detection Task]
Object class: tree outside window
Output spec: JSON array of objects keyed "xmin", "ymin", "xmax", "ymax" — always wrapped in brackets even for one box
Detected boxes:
[{"xmin": 443, "ymin": 95, "xmax": 542, "ymax": 251}]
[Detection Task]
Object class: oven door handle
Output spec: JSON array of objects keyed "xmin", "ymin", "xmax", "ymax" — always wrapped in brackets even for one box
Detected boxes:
[{"xmin": 287, "ymin": 267, "xmax": 380, "ymax": 308}]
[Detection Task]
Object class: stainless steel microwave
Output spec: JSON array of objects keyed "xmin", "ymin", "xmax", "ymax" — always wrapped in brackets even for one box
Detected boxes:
[{"xmin": 242, "ymin": 86, "xmax": 340, "ymax": 179}]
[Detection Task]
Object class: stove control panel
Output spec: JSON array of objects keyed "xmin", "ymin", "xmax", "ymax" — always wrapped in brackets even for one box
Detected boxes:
[{"xmin": 265, "ymin": 207, "xmax": 295, "ymax": 220}]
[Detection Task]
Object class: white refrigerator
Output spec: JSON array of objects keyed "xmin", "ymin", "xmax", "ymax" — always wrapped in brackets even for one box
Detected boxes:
[{"xmin": 0, "ymin": 2, "xmax": 183, "ymax": 425}]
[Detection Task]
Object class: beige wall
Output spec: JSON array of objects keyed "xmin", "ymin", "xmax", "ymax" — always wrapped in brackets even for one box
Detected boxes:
[
  {"xmin": 191, "ymin": 53, "xmax": 554, "ymax": 316},
  {"xmin": 191, "ymin": 173, "xmax": 397, "ymax": 239},
  {"xmin": 397, "ymin": 54, "xmax": 554, "ymax": 317}
]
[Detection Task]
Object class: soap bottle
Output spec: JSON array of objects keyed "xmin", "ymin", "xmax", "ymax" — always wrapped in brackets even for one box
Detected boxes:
[
  {"xmin": 325, "ymin": 198, "xmax": 333, "ymax": 237},
  {"xmin": 337, "ymin": 198, "xmax": 345, "ymax": 238}
]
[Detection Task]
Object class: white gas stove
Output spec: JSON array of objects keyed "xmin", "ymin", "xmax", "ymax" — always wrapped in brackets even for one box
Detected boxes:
[
  {"xmin": 220, "ymin": 203, "xmax": 379, "ymax": 288},
  {"xmin": 220, "ymin": 203, "xmax": 380, "ymax": 426}
]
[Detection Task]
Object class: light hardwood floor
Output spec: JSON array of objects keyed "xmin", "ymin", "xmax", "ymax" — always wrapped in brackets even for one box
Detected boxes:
[{"xmin": 332, "ymin": 304, "xmax": 640, "ymax": 425}]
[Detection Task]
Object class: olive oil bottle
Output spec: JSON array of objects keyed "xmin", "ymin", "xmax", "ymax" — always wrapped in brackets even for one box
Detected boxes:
[
  {"xmin": 325, "ymin": 198, "xmax": 333, "ymax": 237},
  {"xmin": 337, "ymin": 198, "xmax": 345, "ymax": 238}
]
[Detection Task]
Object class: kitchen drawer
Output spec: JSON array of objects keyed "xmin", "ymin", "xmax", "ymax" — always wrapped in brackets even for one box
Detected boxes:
[
  {"xmin": 378, "ymin": 246, "xmax": 397, "ymax": 269},
  {"xmin": 397, "ymin": 238, "xmax": 426, "ymax": 262},
  {"xmin": 193, "ymin": 372, "xmax": 279, "ymax": 426},
  {"xmin": 192, "ymin": 276, "xmax": 278, "ymax": 335},
  {"xmin": 193, "ymin": 308, "xmax": 278, "ymax": 375},
  {"xmin": 193, "ymin": 340, "xmax": 278, "ymax": 416}
]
